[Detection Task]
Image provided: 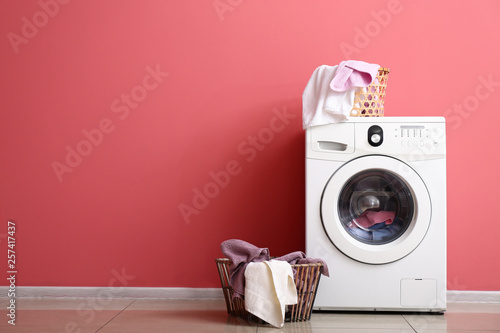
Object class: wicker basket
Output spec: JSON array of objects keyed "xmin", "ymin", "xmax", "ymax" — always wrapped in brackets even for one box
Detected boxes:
[
  {"xmin": 350, "ymin": 67, "xmax": 389, "ymax": 117},
  {"xmin": 215, "ymin": 258, "xmax": 323, "ymax": 323}
]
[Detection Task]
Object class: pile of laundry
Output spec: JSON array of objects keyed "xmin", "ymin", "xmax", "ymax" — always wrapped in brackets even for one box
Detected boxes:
[
  {"xmin": 349, "ymin": 210, "xmax": 403, "ymax": 242},
  {"xmin": 302, "ymin": 60, "xmax": 381, "ymax": 129},
  {"xmin": 220, "ymin": 239, "xmax": 329, "ymax": 328}
]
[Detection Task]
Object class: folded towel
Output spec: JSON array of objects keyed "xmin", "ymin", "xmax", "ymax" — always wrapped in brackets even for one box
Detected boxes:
[
  {"xmin": 330, "ymin": 60, "xmax": 380, "ymax": 92},
  {"xmin": 220, "ymin": 239, "xmax": 270, "ymax": 299},
  {"xmin": 302, "ymin": 65, "xmax": 355, "ymax": 129},
  {"xmin": 244, "ymin": 260, "xmax": 297, "ymax": 328}
]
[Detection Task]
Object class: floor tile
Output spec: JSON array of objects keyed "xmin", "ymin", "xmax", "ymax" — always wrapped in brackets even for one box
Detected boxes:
[
  {"xmin": 99, "ymin": 323, "xmax": 257, "ymax": 333},
  {"xmin": 0, "ymin": 309, "xmax": 120, "ymax": 327},
  {"xmin": 0, "ymin": 324, "xmax": 101, "ymax": 333},
  {"xmin": 299, "ymin": 312, "xmax": 413, "ymax": 330},
  {"xmin": 14, "ymin": 297, "xmax": 135, "ymax": 310},
  {"xmin": 126, "ymin": 298, "xmax": 226, "ymax": 311},
  {"xmin": 257, "ymin": 320, "xmax": 415, "ymax": 333},
  {"xmin": 99, "ymin": 309, "xmax": 258, "ymax": 332},
  {"xmin": 403, "ymin": 312, "xmax": 500, "ymax": 331},
  {"xmin": 259, "ymin": 329, "xmax": 414, "ymax": 333}
]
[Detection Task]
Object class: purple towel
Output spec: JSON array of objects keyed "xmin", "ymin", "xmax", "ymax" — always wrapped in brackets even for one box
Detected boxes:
[
  {"xmin": 275, "ymin": 251, "xmax": 329, "ymax": 277},
  {"xmin": 220, "ymin": 239, "xmax": 270, "ymax": 299},
  {"xmin": 220, "ymin": 240, "xmax": 329, "ymax": 299}
]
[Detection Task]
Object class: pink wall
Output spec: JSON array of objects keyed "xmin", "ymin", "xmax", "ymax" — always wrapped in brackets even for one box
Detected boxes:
[{"xmin": 1, "ymin": 0, "xmax": 499, "ymax": 290}]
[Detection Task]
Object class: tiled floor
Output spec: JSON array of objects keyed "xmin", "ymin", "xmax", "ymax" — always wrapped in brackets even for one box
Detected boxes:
[{"xmin": 0, "ymin": 297, "xmax": 499, "ymax": 332}]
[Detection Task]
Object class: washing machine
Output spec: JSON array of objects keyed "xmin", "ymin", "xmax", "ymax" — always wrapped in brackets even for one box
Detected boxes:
[{"xmin": 306, "ymin": 117, "xmax": 446, "ymax": 312}]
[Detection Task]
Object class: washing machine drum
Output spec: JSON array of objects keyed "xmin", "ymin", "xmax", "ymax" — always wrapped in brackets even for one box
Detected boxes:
[{"xmin": 321, "ymin": 155, "xmax": 431, "ymax": 264}]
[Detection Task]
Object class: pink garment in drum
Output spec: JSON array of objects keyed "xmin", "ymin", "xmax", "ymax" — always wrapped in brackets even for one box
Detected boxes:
[{"xmin": 353, "ymin": 210, "xmax": 396, "ymax": 229}]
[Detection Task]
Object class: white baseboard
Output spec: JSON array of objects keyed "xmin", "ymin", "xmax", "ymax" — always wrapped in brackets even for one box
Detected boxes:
[
  {"xmin": 1, "ymin": 287, "xmax": 499, "ymax": 303},
  {"xmin": 1, "ymin": 286, "xmax": 224, "ymax": 300},
  {"xmin": 447, "ymin": 290, "xmax": 500, "ymax": 303}
]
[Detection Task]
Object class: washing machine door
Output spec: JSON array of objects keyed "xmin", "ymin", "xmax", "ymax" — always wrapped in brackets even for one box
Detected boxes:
[{"xmin": 321, "ymin": 155, "xmax": 431, "ymax": 264}]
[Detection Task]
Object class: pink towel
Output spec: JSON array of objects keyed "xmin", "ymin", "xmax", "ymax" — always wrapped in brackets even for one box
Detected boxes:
[
  {"xmin": 330, "ymin": 60, "xmax": 380, "ymax": 92},
  {"xmin": 353, "ymin": 211, "xmax": 396, "ymax": 229}
]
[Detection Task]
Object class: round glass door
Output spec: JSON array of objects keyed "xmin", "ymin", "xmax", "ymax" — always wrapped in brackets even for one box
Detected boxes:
[
  {"xmin": 338, "ymin": 169, "xmax": 414, "ymax": 245},
  {"xmin": 321, "ymin": 155, "xmax": 431, "ymax": 264}
]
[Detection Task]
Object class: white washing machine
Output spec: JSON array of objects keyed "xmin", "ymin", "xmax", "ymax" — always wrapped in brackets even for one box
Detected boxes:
[{"xmin": 306, "ymin": 117, "xmax": 446, "ymax": 312}]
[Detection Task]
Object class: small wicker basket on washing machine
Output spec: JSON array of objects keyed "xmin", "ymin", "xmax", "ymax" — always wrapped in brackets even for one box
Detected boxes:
[{"xmin": 350, "ymin": 67, "xmax": 390, "ymax": 117}]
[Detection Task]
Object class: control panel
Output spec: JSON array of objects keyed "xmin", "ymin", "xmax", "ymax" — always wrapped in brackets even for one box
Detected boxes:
[
  {"xmin": 306, "ymin": 119, "xmax": 446, "ymax": 162},
  {"xmin": 356, "ymin": 121, "xmax": 446, "ymax": 159},
  {"xmin": 395, "ymin": 125, "xmax": 428, "ymax": 148}
]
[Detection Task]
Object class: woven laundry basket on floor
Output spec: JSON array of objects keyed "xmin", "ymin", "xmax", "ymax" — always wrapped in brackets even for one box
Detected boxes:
[
  {"xmin": 215, "ymin": 258, "xmax": 323, "ymax": 323},
  {"xmin": 350, "ymin": 67, "xmax": 390, "ymax": 117}
]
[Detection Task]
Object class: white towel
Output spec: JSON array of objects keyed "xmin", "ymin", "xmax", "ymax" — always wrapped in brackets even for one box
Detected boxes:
[
  {"xmin": 302, "ymin": 65, "xmax": 356, "ymax": 129},
  {"xmin": 244, "ymin": 260, "xmax": 297, "ymax": 328}
]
